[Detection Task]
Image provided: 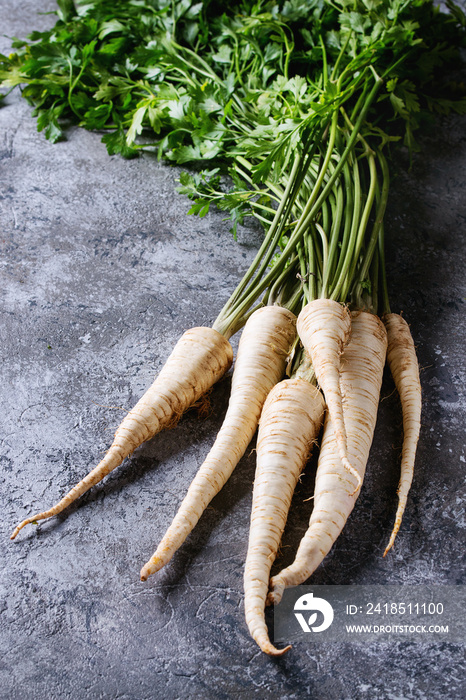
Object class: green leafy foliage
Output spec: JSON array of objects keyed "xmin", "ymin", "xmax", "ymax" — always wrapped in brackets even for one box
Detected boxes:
[
  {"xmin": 0, "ymin": 0, "xmax": 465, "ymax": 322},
  {"xmin": 1, "ymin": 0, "xmax": 464, "ymax": 161}
]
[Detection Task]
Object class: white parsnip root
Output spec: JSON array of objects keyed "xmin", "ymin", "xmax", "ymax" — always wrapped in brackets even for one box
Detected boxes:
[
  {"xmin": 297, "ymin": 299, "xmax": 361, "ymax": 489},
  {"xmin": 140, "ymin": 306, "xmax": 297, "ymax": 580},
  {"xmin": 11, "ymin": 327, "xmax": 233, "ymax": 539},
  {"xmin": 383, "ymin": 313, "xmax": 422, "ymax": 556},
  {"xmin": 268, "ymin": 311, "xmax": 387, "ymax": 604},
  {"xmin": 244, "ymin": 377, "xmax": 325, "ymax": 656}
]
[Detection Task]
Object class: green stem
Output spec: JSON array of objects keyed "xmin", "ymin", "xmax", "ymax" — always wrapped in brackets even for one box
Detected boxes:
[
  {"xmin": 370, "ymin": 247, "xmax": 379, "ymax": 313},
  {"xmin": 315, "ymin": 222, "xmax": 329, "ymax": 297},
  {"xmin": 320, "ymin": 35, "xmax": 328, "ymax": 87},
  {"xmin": 352, "ymin": 149, "xmax": 390, "ymax": 307},
  {"xmin": 330, "ymin": 154, "xmax": 361, "ymax": 300},
  {"xmin": 330, "ymin": 29, "xmax": 353, "ymax": 82},
  {"xmin": 340, "ymin": 150, "xmax": 378, "ymax": 301},
  {"xmin": 297, "ymin": 239, "xmax": 310, "ymax": 301},
  {"xmin": 379, "ymin": 221, "xmax": 390, "ymax": 315},
  {"xmin": 67, "ymin": 59, "xmax": 87, "ymax": 118},
  {"xmin": 266, "ymin": 255, "xmax": 299, "ymax": 306},
  {"xmin": 322, "ymin": 179, "xmax": 344, "ymax": 296},
  {"xmin": 307, "ymin": 228, "xmax": 318, "ymax": 302}
]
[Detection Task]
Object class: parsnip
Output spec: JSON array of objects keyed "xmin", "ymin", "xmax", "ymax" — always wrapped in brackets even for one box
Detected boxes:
[
  {"xmin": 382, "ymin": 313, "xmax": 422, "ymax": 555},
  {"xmin": 244, "ymin": 377, "xmax": 325, "ymax": 656},
  {"xmin": 11, "ymin": 327, "xmax": 233, "ymax": 539},
  {"xmin": 297, "ymin": 299, "xmax": 361, "ymax": 489}
]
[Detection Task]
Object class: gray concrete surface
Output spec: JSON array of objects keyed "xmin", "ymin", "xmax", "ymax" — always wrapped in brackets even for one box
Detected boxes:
[{"xmin": 1, "ymin": 3, "xmax": 465, "ymax": 699}]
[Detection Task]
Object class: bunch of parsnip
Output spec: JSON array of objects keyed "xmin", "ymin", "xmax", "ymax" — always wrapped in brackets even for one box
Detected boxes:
[{"xmin": 3, "ymin": 0, "xmax": 465, "ymax": 654}]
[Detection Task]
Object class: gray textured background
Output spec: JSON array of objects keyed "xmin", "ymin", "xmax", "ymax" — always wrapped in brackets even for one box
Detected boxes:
[{"xmin": 1, "ymin": 2, "xmax": 465, "ymax": 699}]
